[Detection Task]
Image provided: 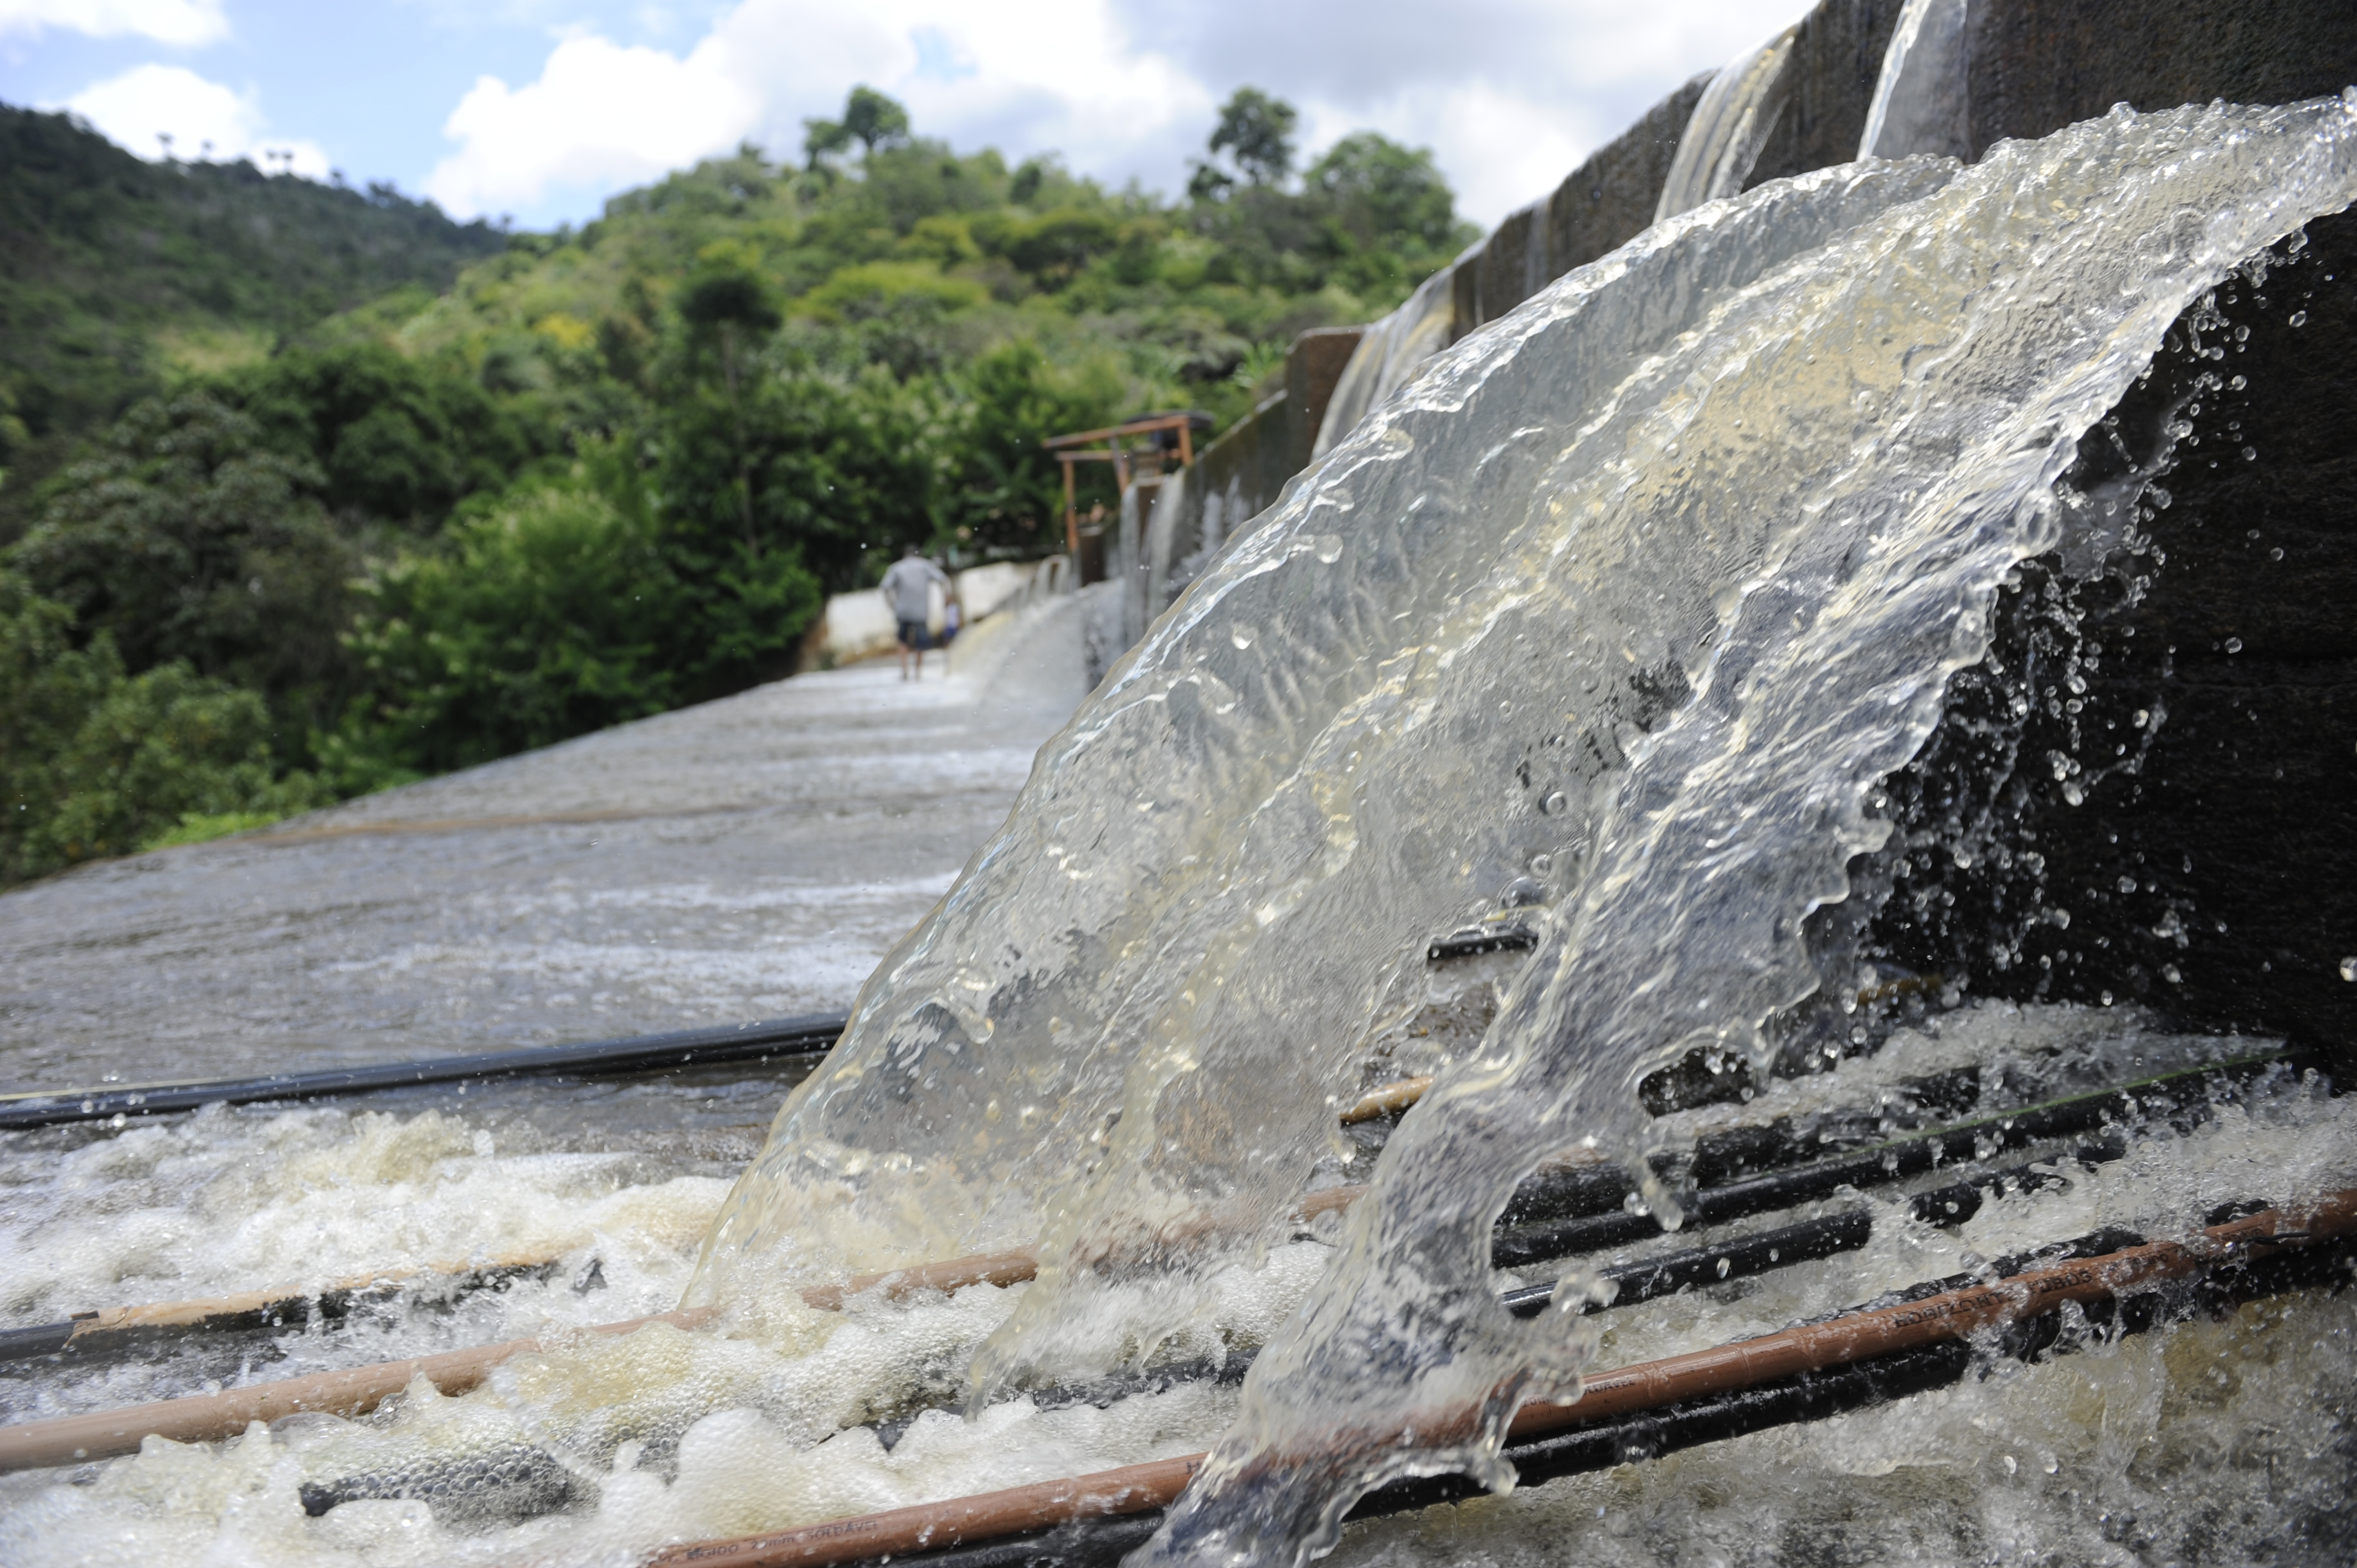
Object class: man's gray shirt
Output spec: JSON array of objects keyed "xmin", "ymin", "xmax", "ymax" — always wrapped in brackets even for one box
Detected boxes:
[{"xmin": 881, "ymin": 557, "xmax": 951, "ymax": 621}]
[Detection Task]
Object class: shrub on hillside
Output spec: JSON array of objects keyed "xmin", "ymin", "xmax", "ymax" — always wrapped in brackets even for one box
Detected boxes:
[
  {"xmin": 334, "ymin": 454, "xmax": 691, "ymax": 777},
  {"xmin": 1, "ymin": 570, "xmax": 325, "ymax": 884}
]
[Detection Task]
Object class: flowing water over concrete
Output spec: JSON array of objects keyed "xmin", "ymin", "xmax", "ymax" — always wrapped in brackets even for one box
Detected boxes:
[
  {"xmin": 0, "ymin": 597, "xmax": 1091, "ymax": 1423},
  {"xmin": 0, "ymin": 598, "xmax": 1090, "ymax": 1091}
]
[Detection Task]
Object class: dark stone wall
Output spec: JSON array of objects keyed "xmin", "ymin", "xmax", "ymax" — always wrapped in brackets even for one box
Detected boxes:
[
  {"xmin": 1118, "ymin": 326, "xmax": 1363, "ymax": 638},
  {"xmin": 1743, "ymin": 0, "xmax": 1901, "ymax": 187},
  {"xmin": 1283, "ymin": 328, "xmax": 1365, "ymax": 474},
  {"xmin": 1453, "ymin": 78, "xmax": 1706, "ymax": 339},
  {"xmin": 1968, "ymin": 0, "xmax": 2357, "ymax": 152},
  {"xmin": 1876, "ymin": 215, "xmax": 2357, "ymax": 1066},
  {"xmin": 1854, "ymin": 6, "xmax": 2357, "ymax": 1064}
]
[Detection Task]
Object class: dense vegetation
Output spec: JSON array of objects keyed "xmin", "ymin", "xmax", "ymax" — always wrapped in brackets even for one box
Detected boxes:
[
  {"xmin": 0, "ymin": 103, "xmax": 507, "ymax": 511},
  {"xmin": 1, "ymin": 87, "xmax": 1477, "ymax": 886}
]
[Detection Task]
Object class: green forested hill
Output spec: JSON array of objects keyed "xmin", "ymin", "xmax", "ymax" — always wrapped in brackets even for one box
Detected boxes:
[
  {"xmin": 0, "ymin": 102, "xmax": 506, "ymax": 511},
  {"xmin": 1, "ymin": 86, "xmax": 1473, "ymax": 886}
]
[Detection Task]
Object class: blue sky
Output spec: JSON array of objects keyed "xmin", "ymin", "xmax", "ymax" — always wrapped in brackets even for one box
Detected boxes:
[{"xmin": 0, "ymin": 0, "xmax": 1814, "ymax": 231}]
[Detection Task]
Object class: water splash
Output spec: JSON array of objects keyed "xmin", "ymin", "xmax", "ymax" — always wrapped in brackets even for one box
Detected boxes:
[
  {"xmin": 1134, "ymin": 96, "xmax": 2357, "ymax": 1568},
  {"xmin": 688, "ymin": 91, "xmax": 2357, "ymax": 1567},
  {"xmin": 1654, "ymin": 23, "xmax": 1801, "ymax": 222}
]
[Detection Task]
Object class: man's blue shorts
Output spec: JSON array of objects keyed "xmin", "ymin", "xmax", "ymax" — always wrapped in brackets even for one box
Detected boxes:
[{"xmin": 897, "ymin": 617, "xmax": 930, "ymax": 649}]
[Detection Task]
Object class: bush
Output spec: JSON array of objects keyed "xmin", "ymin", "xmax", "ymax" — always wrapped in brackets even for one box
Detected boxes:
[
  {"xmin": 336, "ymin": 454, "xmax": 689, "ymax": 776},
  {"xmin": 1, "ymin": 569, "xmax": 325, "ymax": 883},
  {"xmin": 10, "ymin": 391, "xmax": 358, "ymax": 751}
]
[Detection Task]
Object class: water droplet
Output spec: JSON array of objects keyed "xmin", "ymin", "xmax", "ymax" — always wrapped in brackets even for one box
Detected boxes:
[
  {"xmin": 2132, "ymin": 709, "xmax": 2149, "ymax": 728},
  {"xmin": 2003, "ymin": 1454, "xmax": 2018, "ymax": 1477},
  {"xmin": 2224, "ymin": 637, "xmax": 2243, "ymax": 653},
  {"xmin": 2340, "ymin": 957, "xmax": 2357, "ymax": 982},
  {"xmin": 1542, "ymin": 791, "xmax": 1568, "ymax": 816},
  {"xmin": 1715, "ymin": 1257, "xmax": 1731, "ymax": 1279},
  {"xmin": 1230, "ymin": 627, "xmax": 1253, "ymax": 649},
  {"xmin": 2163, "ymin": 965, "xmax": 2183, "ymax": 984},
  {"xmin": 1529, "ymin": 853, "xmax": 1552, "ymax": 874},
  {"xmin": 2269, "ymin": 546, "xmax": 2284, "ymax": 560},
  {"xmin": 2289, "ymin": 309, "xmax": 2308, "ymax": 327},
  {"xmin": 1313, "ymin": 535, "xmax": 1345, "ymax": 564},
  {"xmin": 2117, "ymin": 876, "xmax": 2138, "ymax": 894},
  {"xmin": 2242, "ymin": 446, "xmax": 2258, "ymax": 461}
]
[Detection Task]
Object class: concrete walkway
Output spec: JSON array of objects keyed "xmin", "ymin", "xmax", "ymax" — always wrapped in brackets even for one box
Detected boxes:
[{"xmin": 0, "ymin": 597, "xmax": 1092, "ymax": 1091}]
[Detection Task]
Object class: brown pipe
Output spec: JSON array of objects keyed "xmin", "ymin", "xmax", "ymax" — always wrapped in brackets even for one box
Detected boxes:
[
  {"xmin": 658, "ymin": 1454, "xmax": 1202, "ymax": 1567},
  {"xmin": 59, "ymin": 1251, "xmax": 560, "ymax": 1348},
  {"xmin": 0, "ymin": 1307, "xmax": 713, "ymax": 1473},
  {"xmin": 0, "ymin": 1241, "xmax": 1069, "ymax": 1473},
  {"xmin": 1339, "ymin": 1076, "xmax": 1432, "ymax": 1125},
  {"xmin": 644, "ymin": 1192, "xmax": 2356, "ymax": 1568},
  {"xmin": 797, "ymin": 1248, "xmax": 1042, "ymax": 1313}
]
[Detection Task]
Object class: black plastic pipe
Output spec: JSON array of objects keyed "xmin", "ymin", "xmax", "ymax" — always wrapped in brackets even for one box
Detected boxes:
[
  {"xmin": 0, "ymin": 1010, "xmax": 850, "ymax": 1132},
  {"xmin": 1489, "ymin": 1054, "xmax": 2279, "ymax": 1268}
]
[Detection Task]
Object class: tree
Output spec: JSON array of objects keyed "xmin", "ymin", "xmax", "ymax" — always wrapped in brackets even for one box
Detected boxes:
[
  {"xmin": 9, "ymin": 392, "xmax": 359, "ymax": 752},
  {"xmin": 843, "ymin": 86, "xmax": 912, "ymax": 153},
  {"xmin": 803, "ymin": 116, "xmax": 854, "ymax": 173},
  {"xmin": 1210, "ymin": 87, "xmax": 1298, "ymax": 188},
  {"xmin": 336, "ymin": 452, "xmax": 685, "ymax": 776},
  {"xmin": 1306, "ymin": 132, "xmax": 1461, "ymax": 252},
  {"xmin": 943, "ymin": 341, "xmax": 1122, "ymax": 554},
  {"xmin": 1, "ymin": 567, "xmax": 323, "ymax": 883},
  {"xmin": 804, "ymin": 86, "xmax": 912, "ymax": 173},
  {"xmin": 227, "ymin": 343, "xmax": 546, "ymax": 528},
  {"xmin": 676, "ymin": 241, "xmax": 786, "ymax": 552}
]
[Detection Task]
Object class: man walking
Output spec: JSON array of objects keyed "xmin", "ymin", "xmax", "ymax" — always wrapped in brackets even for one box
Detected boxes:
[{"xmin": 880, "ymin": 544, "xmax": 953, "ymax": 680}]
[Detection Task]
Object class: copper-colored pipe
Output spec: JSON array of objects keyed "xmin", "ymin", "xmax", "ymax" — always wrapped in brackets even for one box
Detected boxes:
[
  {"xmin": 0, "ymin": 1307, "xmax": 713, "ymax": 1473},
  {"xmin": 644, "ymin": 1192, "xmax": 2356, "ymax": 1568},
  {"xmin": 797, "ymin": 1247, "xmax": 1042, "ymax": 1313},
  {"xmin": 0, "ymin": 1241, "xmax": 1065, "ymax": 1473},
  {"xmin": 0, "ymin": 1072, "xmax": 1510, "ymax": 1473},
  {"xmin": 1339, "ymin": 1075, "xmax": 1432, "ymax": 1125},
  {"xmin": 58, "ymin": 1251, "xmax": 560, "ymax": 1346},
  {"xmin": 657, "ymin": 1455, "xmax": 1201, "ymax": 1567}
]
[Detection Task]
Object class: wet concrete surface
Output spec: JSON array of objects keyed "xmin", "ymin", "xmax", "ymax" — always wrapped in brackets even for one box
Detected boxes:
[{"xmin": 0, "ymin": 597, "xmax": 1091, "ymax": 1092}]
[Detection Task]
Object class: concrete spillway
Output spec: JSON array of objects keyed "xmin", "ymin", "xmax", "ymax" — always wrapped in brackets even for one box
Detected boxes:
[{"xmin": 0, "ymin": 597, "xmax": 1092, "ymax": 1092}]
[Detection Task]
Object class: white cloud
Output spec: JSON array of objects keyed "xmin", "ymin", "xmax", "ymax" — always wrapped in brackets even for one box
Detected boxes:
[
  {"xmin": 0, "ymin": 0, "xmax": 227, "ymax": 45},
  {"xmin": 426, "ymin": 33, "xmax": 765, "ymax": 217},
  {"xmin": 65, "ymin": 64, "xmax": 332, "ymax": 177},
  {"xmin": 423, "ymin": 0, "xmax": 1818, "ymax": 226}
]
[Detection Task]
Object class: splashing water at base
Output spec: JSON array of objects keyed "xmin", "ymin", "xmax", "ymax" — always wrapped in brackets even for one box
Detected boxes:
[
  {"xmin": 673, "ymin": 95, "xmax": 2357, "ymax": 1568},
  {"xmin": 0, "ymin": 1006, "xmax": 2349, "ymax": 1564}
]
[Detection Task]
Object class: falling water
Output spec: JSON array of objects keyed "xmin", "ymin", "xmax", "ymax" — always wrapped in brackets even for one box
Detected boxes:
[
  {"xmin": 1138, "ymin": 97, "xmax": 2357, "ymax": 1568},
  {"xmin": 1860, "ymin": 0, "xmax": 1977, "ymax": 162},
  {"xmin": 685, "ymin": 92, "xmax": 2357, "ymax": 1567},
  {"xmin": 1653, "ymin": 23, "xmax": 1801, "ymax": 223},
  {"xmin": 1311, "ymin": 267, "xmax": 1458, "ymax": 460}
]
